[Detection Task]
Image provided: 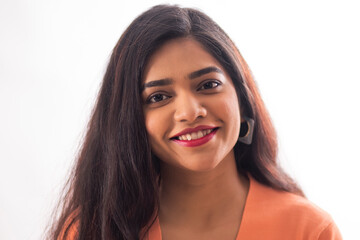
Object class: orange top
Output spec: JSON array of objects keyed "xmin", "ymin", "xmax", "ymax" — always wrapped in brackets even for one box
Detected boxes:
[
  {"xmin": 60, "ymin": 175, "xmax": 342, "ymax": 240},
  {"xmin": 146, "ymin": 175, "xmax": 342, "ymax": 240}
]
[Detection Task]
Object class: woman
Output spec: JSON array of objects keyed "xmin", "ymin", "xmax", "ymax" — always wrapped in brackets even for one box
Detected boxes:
[{"xmin": 48, "ymin": 4, "xmax": 342, "ymax": 240}]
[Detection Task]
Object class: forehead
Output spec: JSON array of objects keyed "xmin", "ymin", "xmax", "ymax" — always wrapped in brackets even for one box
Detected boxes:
[{"xmin": 143, "ymin": 38, "xmax": 225, "ymax": 82}]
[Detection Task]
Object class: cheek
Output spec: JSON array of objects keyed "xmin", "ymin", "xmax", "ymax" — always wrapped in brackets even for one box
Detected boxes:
[
  {"xmin": 217, "ymin": 90, "xmax": 241, "ymax": 122},
  {"xmin": 144, "ymin": 109, "xmax": 170, "ymax": 148},
  {"xmin": 215, "ymin": 89, "xmax": 241, "ymax": 138},
  {"xmin": 145, "ymin": 111, "xmax": 160, "ymax": 141},
  {"xmin": 144, "ymin": 109, "xmax": 174, "ymax": 161},
  {"xmin": 225, "ymin": 98, "xmax": 240, "ymax": 121}
]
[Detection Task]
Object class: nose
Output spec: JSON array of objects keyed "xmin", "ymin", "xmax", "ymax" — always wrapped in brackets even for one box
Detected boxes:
[{"xmin": 173, "ymin": 93, "xmax": 207, "ymax": 123}]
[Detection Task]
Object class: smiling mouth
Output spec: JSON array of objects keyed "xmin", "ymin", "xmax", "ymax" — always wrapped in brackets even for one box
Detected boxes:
[{"xmin": 171, "ymin": 128, "xmax": 219, "ymax": 141}]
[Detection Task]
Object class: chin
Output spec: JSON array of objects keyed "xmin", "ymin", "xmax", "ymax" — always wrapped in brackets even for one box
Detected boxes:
[{"xmin": 179, "ymin": 159, "xmax": 221, "ymax": 173}]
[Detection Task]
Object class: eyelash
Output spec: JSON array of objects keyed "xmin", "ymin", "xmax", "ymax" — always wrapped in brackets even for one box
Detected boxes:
[
  {"xmin": 197, "ymin": 80, "xmax": 221, "ymax": 90},
  {"xmin": 147, "ymin": 93, "xmax": 171, "ymax": 104},
  {"xmin": 146, "ymin": 80, "xmax": 221, "ymax": 104}
]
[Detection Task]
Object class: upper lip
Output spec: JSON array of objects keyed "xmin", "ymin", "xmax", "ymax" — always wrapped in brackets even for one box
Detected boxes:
[{"xmin": 170, "ymin": 125, "xmax": 218, "ymax": 139}]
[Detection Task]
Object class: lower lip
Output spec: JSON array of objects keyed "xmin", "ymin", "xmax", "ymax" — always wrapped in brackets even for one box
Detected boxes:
[{"xmin": 172, "ymin": 128, "xmax": 218, "ymax": 147}]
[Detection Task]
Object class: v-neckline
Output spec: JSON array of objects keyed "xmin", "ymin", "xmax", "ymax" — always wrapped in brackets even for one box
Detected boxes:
[{"xmin": 147, "ymin": 174, "xmax": 255, "ymax": 240}]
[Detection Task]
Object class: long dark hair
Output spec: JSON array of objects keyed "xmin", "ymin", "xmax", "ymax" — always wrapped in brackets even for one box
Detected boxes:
[{"xmin": 47, "ymin": 4, "xmax": 303, "ymax": 240}]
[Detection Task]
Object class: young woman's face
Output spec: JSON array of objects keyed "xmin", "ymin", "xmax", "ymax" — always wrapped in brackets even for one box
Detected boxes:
[{"xmin": 142, "ymin": 38, "xmax": 241, "ymax": 172}]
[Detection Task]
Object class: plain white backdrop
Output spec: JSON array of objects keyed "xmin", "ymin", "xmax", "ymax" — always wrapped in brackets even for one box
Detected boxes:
[{"xmin": 0, "ymin": 0, "xmax": 359, "ymax": 239}]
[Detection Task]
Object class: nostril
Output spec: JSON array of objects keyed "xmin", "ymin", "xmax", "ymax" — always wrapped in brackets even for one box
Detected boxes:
[{"xmin": 173, "ymin": 103, "xmax": 207, "ymax": 123}]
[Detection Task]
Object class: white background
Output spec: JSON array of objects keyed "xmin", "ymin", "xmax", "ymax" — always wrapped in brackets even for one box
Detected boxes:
[{"xmin": 1, "ymin": 0, "xmax": 359, "ymax": 239}]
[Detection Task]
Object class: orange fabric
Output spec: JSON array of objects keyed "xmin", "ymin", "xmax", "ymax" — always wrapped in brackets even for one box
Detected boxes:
[
  {"xmin": 61, "ymin": 175, "xmax": 342, "ymax": 239},
  {"xmin": 146, "ymin": 175, "xmax": 342, "ymax": 240}
]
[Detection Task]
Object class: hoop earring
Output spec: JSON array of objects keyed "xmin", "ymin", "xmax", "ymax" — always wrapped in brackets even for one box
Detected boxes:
[{"xmin": 238, "ymin": 117, "xmax": 255, "ymax": 145}]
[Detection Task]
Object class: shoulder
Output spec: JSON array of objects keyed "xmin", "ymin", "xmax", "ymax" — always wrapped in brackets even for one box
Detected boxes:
[
  {"xmin": 241, "ymin": 176, "xmax": 342, "ymax": 239},
  {"xmin": 255, "ymin": 179, "xmax": 331, "ymax": 222}
]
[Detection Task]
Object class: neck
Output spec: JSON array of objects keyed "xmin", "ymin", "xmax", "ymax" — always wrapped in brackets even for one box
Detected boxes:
[{"xmin": 159, "ymin": 151, "xmax": 249, "ymax": 229}]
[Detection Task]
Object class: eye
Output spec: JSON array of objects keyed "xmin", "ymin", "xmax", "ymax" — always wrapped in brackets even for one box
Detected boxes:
[
  {"xmin": 146, "ymin": 93, "xmax": 171, "ymax": 104},
  {"xmin": 198, "ymin": 80, "xmax": 221, "ymax": 90}
]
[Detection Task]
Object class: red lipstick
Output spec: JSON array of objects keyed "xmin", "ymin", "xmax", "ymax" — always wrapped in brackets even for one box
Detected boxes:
[
  {"xmin": 171, "ymin": 125, "xmax": 217, "ymax": 138},
  {"xmin": 171, "ymin": 127, "xmax": 218, "ymax": 147}
]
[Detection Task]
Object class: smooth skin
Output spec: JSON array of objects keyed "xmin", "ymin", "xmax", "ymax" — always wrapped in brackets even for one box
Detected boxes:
[{"xmin": 142, "ymin": 38, "xmax": 249, "ymax": 240}]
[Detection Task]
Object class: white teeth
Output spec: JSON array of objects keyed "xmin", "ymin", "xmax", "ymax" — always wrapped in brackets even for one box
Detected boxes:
[
  {"xmin": 191, "ymin": 132, "xmax": 197, "ymax": 139},
  {"xmin": 177, "ymin": 129, "xmax": 215, "ymax": 141},
  {"xmin": 186, "ymin": 134, "xmax": 191, "ymax": 140}
]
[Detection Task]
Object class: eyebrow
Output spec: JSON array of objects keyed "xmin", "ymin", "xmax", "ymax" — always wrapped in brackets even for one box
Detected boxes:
[
  {"xmin": 188, "ymin": 66, "xmax": 223, "ymax": 79},
  {"xmin": 142, "ymin": 66, "xmax": 223, "ymax": 92}
]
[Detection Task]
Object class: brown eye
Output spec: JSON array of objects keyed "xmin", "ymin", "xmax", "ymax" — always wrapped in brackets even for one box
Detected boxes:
[
  {"xmin": 147, "ymin": 93, "xmax": 171, "ymax": 103},
  {"xmin": 198, "ymin": 80, "xmax": 221, "ymax": 90}
]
